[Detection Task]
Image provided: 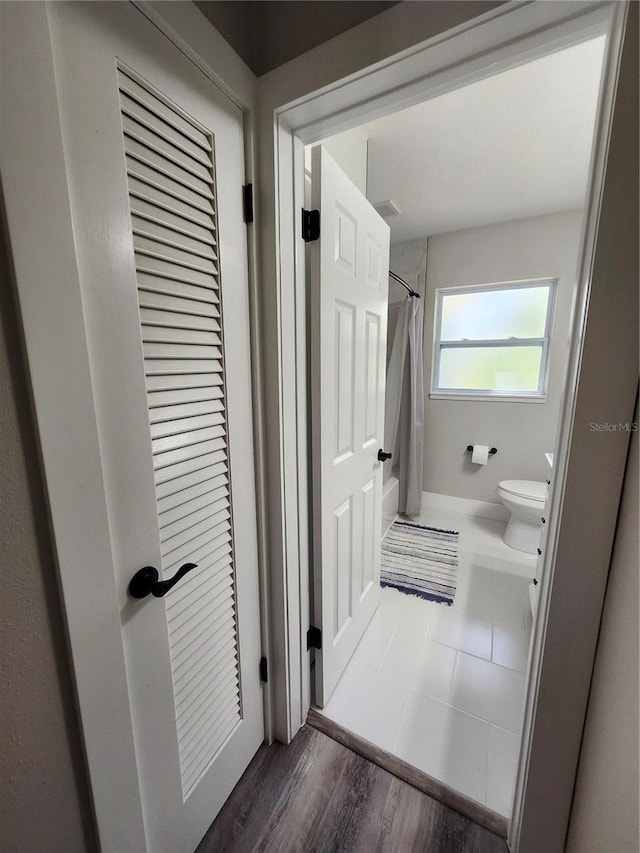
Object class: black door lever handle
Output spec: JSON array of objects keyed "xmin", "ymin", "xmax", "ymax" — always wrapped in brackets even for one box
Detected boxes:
[
  {"xmin": 378, "ymin": 449, "xmax": 392, "ymax": 462},
  {"xmin": 128, "ymin": 563, "xmax": 198, "ymax": 599}
]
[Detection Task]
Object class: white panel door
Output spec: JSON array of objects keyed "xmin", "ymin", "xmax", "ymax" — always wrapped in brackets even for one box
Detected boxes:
[
  {"xmin": 45, "ymin": 4, "xmax": 262, "ymax": 851},
  {"xmin": 311, "ymin": 146, "xmax": 390, "ymax": 705}
]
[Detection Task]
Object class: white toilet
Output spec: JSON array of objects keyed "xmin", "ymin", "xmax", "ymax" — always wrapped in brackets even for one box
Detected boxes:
[{"xmin": 496, "ymin": 480, "xmax": 548, "ymax": 554}]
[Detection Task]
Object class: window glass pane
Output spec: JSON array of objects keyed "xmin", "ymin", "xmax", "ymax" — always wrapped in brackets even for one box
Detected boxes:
[
  {"xmin": 438, "ymin": 346, "xmax": 543, "ymax": 392},
  {"xmin": 440, "ymin": 286, "xmax": 550, "ymax": 341}
]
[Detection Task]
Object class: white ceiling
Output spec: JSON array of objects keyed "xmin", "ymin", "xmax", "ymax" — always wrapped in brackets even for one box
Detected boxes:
[{"xmin": 360, "ymin": 36, "xmax": 606, "ymax": 242}]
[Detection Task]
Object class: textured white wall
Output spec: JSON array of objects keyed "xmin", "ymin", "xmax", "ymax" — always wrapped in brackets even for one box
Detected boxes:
[
  {"xmin": 387, "ymin": 238, "xmax": 428, "ymax": 361},
  {"xmin": 422, "ymin": 210, "xmax": 584, "ymax": 502},
  {"xmin": 565, "ymin": 413, "xmax": 639, "ymax": 853},
  {"xmin": 389, "ymin": 238, "xmax": 427, "ymax": 302},
  {"xmin": 306, "ymin": 127, "xmax": 369, "ymax": 196},
  {"xmin": 0, "ymin": 231, "xmax": 93, "ymax": 851}
]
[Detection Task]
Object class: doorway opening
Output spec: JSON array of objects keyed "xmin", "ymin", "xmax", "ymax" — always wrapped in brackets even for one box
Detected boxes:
[{"xmin": 305, "ymin": 32, "xmax": 607, "ymax": 827}]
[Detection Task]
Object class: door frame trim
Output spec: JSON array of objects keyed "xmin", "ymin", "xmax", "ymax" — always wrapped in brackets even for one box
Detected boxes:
[
  {"xmin": 0, "ymin": 2, "xmax": 267, "ymax": 849},
  {"xmin": 265, "ymin": 1, "xmax": 629, "ymax": 849}
]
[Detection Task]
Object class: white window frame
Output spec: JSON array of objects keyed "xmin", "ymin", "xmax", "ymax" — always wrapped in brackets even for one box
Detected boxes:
[{"xmin": 431, "ymin": 278, "xmax": 557, "ymax": 402}]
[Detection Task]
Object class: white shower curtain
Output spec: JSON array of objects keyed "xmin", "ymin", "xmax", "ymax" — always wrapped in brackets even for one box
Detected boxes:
[{"xmin": 384, "ymin": 291, "xmax": 425, "ymax": 517}]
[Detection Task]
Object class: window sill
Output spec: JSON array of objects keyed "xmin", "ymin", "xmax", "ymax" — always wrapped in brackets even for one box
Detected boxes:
[{"xmin": 429, "ymin": 392, "xmax": 547, "ymax": 403}]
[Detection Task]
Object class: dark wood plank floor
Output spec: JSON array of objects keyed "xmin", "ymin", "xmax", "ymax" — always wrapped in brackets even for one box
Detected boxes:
[{"xmin": 196, "ymin": 725, "xmax": 509, "ymax": 853}]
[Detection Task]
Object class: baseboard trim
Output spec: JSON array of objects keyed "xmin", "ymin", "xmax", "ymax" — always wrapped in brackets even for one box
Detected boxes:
[
  {"xmin": 422, "ymin": 491, "xmax": 509, "ymax": 522},
  {"xmin": 307, "ymin": 708, "xmax": 508, "ymax": 839}
]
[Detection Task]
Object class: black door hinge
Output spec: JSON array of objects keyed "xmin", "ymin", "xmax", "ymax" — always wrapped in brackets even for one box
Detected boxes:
[
  {"xmin": 302, "ymin": 208, "xmax": 320, "ymax": 242},
  {"xmin": 259, "ymin": 656, "xmax": 268, "ymax": 683},
  {"xmin": 243, "ymin": 184, "xmax": 254, "ymax": 224},
  {"xmin": 307, "ymin": 626, "xmax": 322, "ymax": 650}
]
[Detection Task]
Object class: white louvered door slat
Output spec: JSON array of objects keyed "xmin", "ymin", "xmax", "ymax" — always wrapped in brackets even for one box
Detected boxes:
[
  {"xmin": 160, "ymin": 497, "xmax": 229, "ymax": 539},
  {"xmin": 170, "ymin": 597, "xmax": 236, "ymax": 661},
  {"xmin": 126, "ymin": 138, "xmax": 215, "ymax": 196},
  {"xmin": 122, "ymin": 116, "xmax": 213, "ymax": 179},
  {"xmin": 147, "ymin": 388, "xmax": 222, "ymax": 410},
  {"xmin": 137, "ymin": 263, "xmax": 217, "ymax": 290},
  {"xmin": 151, "ymin": 412, "xmax": 227, "ymax": 440},
  {"xmin": 118, "ymin": 73, "xmax": 213, "ymax": 150},
  {"xmin": 162, "ymin": 521, "xmax": 231, "ymax": 567},
  {"xmin": 157, "ymin": 478, "xmax": 229, "ymax": 518},
  {"xmin": 127, "ymin": 174, "xmax": 216, "ymax": 226},
  {"xmin": 144, "ymin": 330, "xmax": 222, "ymax": 351},
  {"xmin": 117, "ymin": 65, "xmax": 245, "ymax": 802},
  {"xmin": 132, "ymin": 222, "xmax": 215, "ymax": 252},
  {"xmin": 120, "ymin": 97, "xmax": 212, "ymax": 163},
  {"xmin": 151, "ymin": 399, "xmax": 225, "ymax": 423},
  {"xmin": 168, "ymin": 565, "xmax": 234, "ymax": 622},
  {"xmin": 155, "ymin": 442, "xmax": 228, "ymax": 475},
  {"xmin": 134, "ymin": 237, "xmax": 218, "ymax": 273},
  {"xmin": 155, "ymin": 457, "xmax": 228, "ymax": 496},
  {"xmin": 139, "ymin": 284, "xmax": 220, "ymax": 318},
  {"xmin": 140, "ymin": 282, "xmax": 220, "ymax": 308},
  {"xmin": 140, "ymin": 305, "xmax": 220, "ymax": 329}
]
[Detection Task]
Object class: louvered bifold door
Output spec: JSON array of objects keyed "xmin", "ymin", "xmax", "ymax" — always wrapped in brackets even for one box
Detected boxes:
[{"xmin": 117, "ymin": 65, "xmax": 240, "ymax": 798}]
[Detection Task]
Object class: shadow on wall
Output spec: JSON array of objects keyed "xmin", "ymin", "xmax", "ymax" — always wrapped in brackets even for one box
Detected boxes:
[{"xmin": 0, "ymin": 206, "xmax": 96, "ymax": 852}]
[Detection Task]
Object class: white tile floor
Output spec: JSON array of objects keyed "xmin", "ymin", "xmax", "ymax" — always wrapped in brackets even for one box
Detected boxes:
[{"xmin": 320, "ymin": 506, "xmax": 537, "ymax": 818}]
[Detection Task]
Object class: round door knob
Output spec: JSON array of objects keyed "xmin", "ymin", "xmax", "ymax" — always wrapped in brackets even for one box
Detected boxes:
[{"xmin": 377, "ymin": 449, "xmax": 392, "ymax": 462}]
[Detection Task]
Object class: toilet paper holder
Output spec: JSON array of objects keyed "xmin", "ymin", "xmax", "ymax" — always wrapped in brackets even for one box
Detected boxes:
[{"xmin": 466, "ymin": 445, "xmax": 498, "ymax": 455}]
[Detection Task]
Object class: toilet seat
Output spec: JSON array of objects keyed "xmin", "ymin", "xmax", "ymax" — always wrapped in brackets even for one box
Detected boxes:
[{"xmin": 498, "ymin": 479, "xmax": 547, "ymax": 502}]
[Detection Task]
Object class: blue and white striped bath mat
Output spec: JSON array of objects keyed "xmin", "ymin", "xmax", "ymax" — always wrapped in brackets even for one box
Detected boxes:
[{"xmin": 380, "ymin": 521, "xmax": 459, "ymax": 605}]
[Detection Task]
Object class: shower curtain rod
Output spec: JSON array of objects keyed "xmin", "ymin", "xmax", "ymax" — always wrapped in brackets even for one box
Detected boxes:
[{"xmin": 389, "ymin": 270, "xmax": 420, "ymax": 298}]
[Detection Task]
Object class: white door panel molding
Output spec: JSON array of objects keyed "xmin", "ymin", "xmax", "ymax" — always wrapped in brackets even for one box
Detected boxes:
[{"xmin": 310, "ymin": 147, "xmax": 389, "ymax": 705}]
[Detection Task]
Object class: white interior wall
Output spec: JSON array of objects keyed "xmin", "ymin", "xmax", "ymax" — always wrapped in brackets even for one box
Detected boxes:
[
  {"xmin": 389, "ymin": 238, "xmax": 427, "ymax": 302},
  {"xmin": 422, "ymin": 210, "xmax": 583, "ymax": 504},
  {"xmin": 565, "ymin": 409, "xmax": 639, "ymax": 853},
  {"xmin": 305, "ymin": 127, "xmax": 369, "ymax": 196},
  {"xmin": 0, "ymin": 213, "xmax": 94, "ymax": 853},
  {"xmin": 387, "ymin": 238, "xmax": 427, "ymax": 360},
  {"xmin": 517, "ymin": 8, "xmax": 637, "ymax": 846}
]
